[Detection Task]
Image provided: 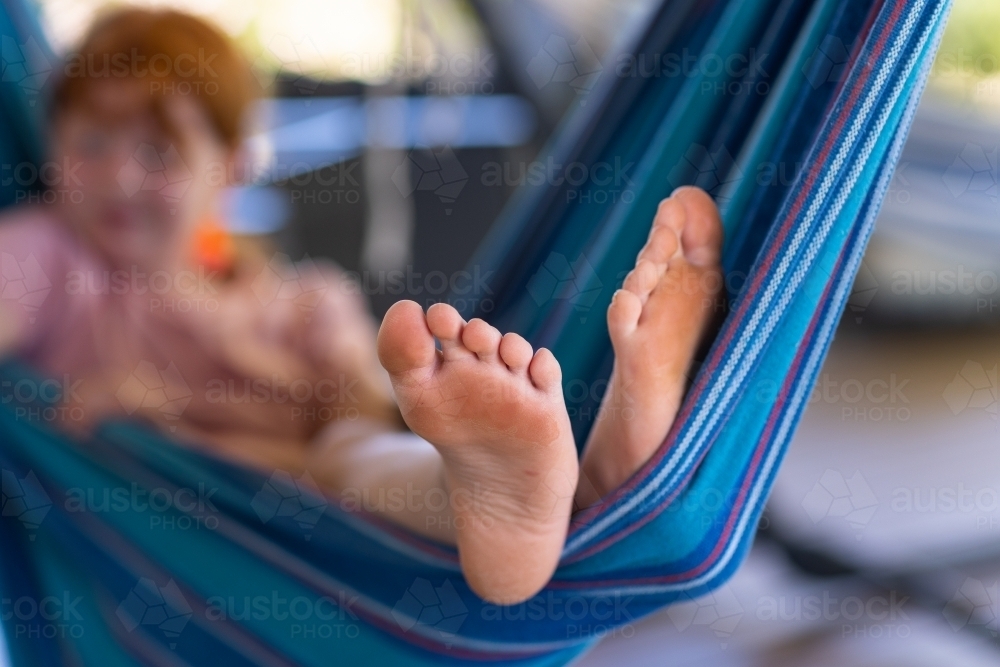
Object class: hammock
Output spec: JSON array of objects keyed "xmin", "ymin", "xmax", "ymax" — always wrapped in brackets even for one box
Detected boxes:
[{"xmin": 0, "ymin": 0, "xmax": 948, "ymax": 664}]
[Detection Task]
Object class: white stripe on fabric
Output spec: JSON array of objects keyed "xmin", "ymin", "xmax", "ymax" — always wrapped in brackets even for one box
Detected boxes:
[
  {"xmin": 568, "ymin": 0, "xmax": 944, "ymax": 596},
  {"xmin": 566, "ymin": 0, "xmax": 932, "ymax": 558}
]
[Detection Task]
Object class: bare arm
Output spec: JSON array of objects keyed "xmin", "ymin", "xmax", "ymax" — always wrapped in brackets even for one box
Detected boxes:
[{"xmin": 0, "ymin": 300, "xmax": 28, "ymax": 360}]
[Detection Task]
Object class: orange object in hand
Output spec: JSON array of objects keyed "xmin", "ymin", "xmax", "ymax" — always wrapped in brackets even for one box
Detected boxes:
[{"xmin": 193, "ymin": 216, "xmax": 235, "ymax": 275}]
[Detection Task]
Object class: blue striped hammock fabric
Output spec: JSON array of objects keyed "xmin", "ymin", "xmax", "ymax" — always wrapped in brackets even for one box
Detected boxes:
[{"xmin": 0, "ymin": 0, "xmax": 948, "ymax": 664}]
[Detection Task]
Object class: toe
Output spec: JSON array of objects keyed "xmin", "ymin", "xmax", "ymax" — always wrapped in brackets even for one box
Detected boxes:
[
  {"xmin": 607, "ymin": 288, "xmax": 643, "ymax": 341},
  {"xmin": 528, "ymin": 348, "xmax": 562, "ymax": 391},
  {"xmin": 377, "ymin": 300, "xmax": 437, "ymax": 375},
  {"xmin": 499, "ymin": 332, "xmax": 533, "ymax": 373},
  {"xmin": 653, "ymin": 195, "xmax": 686, "ymax": 236},
  {"xmin": 622, "ymin": 259, "xmax": 660, "ymax": 302},
  {"xmin": 673, "ymin": 186, "xmax": 723, "ymax": 267},
  {"xmin": 426, "ymin": 302, "xmax": 469, "ymax": 358},
  {"xmin": 638, "ymin": 218, "xmax": 680, "ymax": 266},
  {"xmin": 462, "ymin": 318, "xmax": 502, "ymax": 361}
]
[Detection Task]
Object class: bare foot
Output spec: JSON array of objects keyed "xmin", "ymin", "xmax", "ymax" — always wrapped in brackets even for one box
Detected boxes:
[
  {"xmin": 377, "ymin": 301, "xmax": 578, "ymax": 603},
  {"xmin": 578, "ymin": 186, "xmax": 724, "ymax": 507}
]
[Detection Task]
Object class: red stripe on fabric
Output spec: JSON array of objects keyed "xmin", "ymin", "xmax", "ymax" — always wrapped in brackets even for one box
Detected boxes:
[
  {"xmin": 553, "ymin": 259, "xmax": 835, "ymax": 587},
  {"xmin": 566, "ymin": 0, "xmax": 907, "ymax": 537}
]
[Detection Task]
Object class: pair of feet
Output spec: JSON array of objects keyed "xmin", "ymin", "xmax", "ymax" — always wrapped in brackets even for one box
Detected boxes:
[{"xmin": 376, "ymin": 187, "xmax": 723, "ymax": 603}]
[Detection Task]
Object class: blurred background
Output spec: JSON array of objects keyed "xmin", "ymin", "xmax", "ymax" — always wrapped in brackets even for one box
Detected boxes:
[{"xmin": 5, "ymin": 0, "xmax": 1000, "ymax": 664}]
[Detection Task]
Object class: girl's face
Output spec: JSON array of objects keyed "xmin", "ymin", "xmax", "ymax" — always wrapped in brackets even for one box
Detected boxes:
[{"xmin": 52, "ymin": 79, "xmax": 231, "ymax": 272}]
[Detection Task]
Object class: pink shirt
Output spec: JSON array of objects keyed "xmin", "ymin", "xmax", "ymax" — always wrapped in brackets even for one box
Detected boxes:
[{"xmin": 0, "ymin": 206, "xmax": 381, "ymax": 453}]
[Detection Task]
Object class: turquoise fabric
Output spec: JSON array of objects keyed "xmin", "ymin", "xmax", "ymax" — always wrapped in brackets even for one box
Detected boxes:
[{"xmin": 0, "ymin": 0, "xmax": 949, "ymax": 664}]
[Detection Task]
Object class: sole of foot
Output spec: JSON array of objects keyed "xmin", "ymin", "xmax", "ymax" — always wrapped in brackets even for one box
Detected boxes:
[
  {"xmin": 377, "ymin": 300, "xmax": 579, "ymax": 603},
  {"xmin": 578, "ymin": 186, "xmax": 724, "ymax": 507}
]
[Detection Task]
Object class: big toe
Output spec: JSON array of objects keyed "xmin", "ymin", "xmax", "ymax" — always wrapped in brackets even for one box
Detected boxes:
[
  {"xmin": 673, "ymin": 186, "xmax": 723, "ymax": 268},
  {"xmin": 377, "ymin": 300, "xmax": 437, "ymax": 375}
]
